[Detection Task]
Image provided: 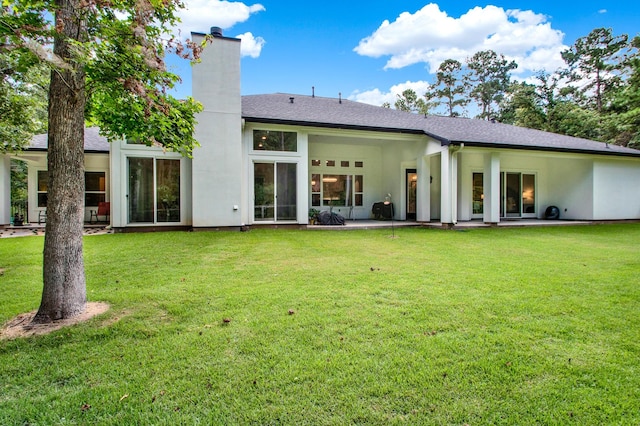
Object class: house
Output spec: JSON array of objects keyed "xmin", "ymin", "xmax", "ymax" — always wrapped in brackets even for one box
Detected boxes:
[
  {"xmin": 3, "ymin": 27, "xmax": 640, "ymax": 229},
  {"xmin": 2, "ymin": 127, "xmax": 110, "ymax": 226}
]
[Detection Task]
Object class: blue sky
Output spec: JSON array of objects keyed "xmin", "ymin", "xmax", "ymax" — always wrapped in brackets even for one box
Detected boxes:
[{"xmin": 168, "ymin": 1, "xmax": 639, "ymax": 112}]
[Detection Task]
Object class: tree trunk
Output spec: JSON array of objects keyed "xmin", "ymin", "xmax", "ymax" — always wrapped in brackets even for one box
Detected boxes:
[{"xmin": 32, "ymin": 0, "xmax": 87, "ymax": 323}]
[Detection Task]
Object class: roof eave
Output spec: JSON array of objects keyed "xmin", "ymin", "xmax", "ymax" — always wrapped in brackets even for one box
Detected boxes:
[
  {"xmin": 243, "ymin": 116, "xmax": 426, "ymax": 136},
  {"xmin": 449, "ymin": 140, "xmax": 640, "ymax": 158}
]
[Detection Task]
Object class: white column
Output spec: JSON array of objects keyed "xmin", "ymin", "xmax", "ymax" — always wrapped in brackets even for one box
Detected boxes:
[
  {"xmin": 451, "ymin": 149, "xmax": 459, "ymax": 224},
  {"xmin": 0, "ymin": 156, "xmax": 10, "ymax": 226},
  {"xmin": 416, "ymin": 155, "xmax": 430, "ymax": 222},
  {"xmin": 483, "ymin": 152, "xmax": 500, "ymax": 224},
  {"xmin": 440, "ymin": 149, "xmax": 452, "ymax": 225}
]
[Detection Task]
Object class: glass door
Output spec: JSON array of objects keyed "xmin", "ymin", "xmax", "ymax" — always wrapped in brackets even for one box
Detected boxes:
[
  {"xmin": 499, "ymin": 172, "xmax": 536, "ymax": 218},
  {"xmin": 128, "ymin": 157, "xmax": 181, "ymax": 224},
  {"xmin": 254, "ymin": 162, "xmax": 297, "ymax": 222},
  {"xmin": 505, "ymin": 172, "xmax": 521, "ymax": 217},
  {"xmin": 128, "ymin": 158, "xmax": 154, "ymax": 223},
  {"xmin": 406, "ymin": 169, "xmax": 417, "ymax": 220}
]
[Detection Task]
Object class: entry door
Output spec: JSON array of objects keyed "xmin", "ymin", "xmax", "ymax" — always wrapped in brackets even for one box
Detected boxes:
[
  {"xmin": 254, "ymin": 162, "xmax": 297, "ymax": 222},
  {"xmin": 406, "ymin": 169, "xmax": 417, "ymax": 220}
]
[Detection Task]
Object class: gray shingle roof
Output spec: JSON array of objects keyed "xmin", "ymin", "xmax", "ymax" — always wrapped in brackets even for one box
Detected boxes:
[
  {"xmin": 29, "ymin": 127, "xmax": 110, "ymax": 153},
  {"xmin": 27, "ymin": 96, "xmax": 640, "ymax": 158},
  {"xmin": 242, "ymin": 93, "xmax": 640, "ymax": 157}
]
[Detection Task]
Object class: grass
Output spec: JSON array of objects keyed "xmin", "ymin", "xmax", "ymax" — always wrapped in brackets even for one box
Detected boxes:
[{"xmin": 0, "ymin": 225, "xmax": 639, "ymax": 424}]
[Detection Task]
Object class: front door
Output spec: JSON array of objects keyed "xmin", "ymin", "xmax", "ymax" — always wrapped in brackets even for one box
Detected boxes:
[
  {"xmin": 254, "ymin": 162, "xmax": 297, "ymax": 222},
  {"xmin": 406, "ymin": 169, "xmax": 417, "ymax": 220}
]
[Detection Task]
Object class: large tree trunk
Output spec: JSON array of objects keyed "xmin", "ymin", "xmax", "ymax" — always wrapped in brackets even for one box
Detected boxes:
[{"xmin": 32, "ymin": 0, "xmax": 87, "ymax": 323}]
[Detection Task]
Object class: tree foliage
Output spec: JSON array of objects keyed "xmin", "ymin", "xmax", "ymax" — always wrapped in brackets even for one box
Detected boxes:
[
  {"xmin": 465, "ymin": 50, "xmax": 517, "ymax": 120},
  {"xmin": 561, "ymin": 27, "xmax": 629, "ymax": 113},
  {"xmin": 394, "ymin": 88, "xmax": 432, "ymax": 115},
  {"xmin": 428, "ymin": 59, "xmax": 468, "ymax": 117},
  {"xmin": 0, "ymin": 50, "xmax": 48, "ymax": 152}
]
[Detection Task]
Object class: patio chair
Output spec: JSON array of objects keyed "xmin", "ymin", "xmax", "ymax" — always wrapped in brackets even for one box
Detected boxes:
[
  {"xmin": 90, "ymin": 201, "xmax": 110, "ymax": 224},
  {"xmin": 38, "ymin": 209, "xmax": 47, "ymax": 224}
]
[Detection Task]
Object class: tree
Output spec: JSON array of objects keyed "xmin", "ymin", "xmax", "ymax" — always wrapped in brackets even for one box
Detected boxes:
[
  {"xmin": 1, "ymin": 0, "xmax": 203, "ymax": 323},
  {"xmin": 498, "ymin": 81, "xmax": 546, "ymax": 129},
  {"xmin": 428, "ymin": 59, "xmax": 468, "ymax": 117},
  {"xmin": 465, "ymin": 50, "xmax": 517, "ymax": 120},
  {"xmin": 561, "ymin": 28, "xmax": 629, "ymax": 113},
  {"xmin": 606, "ymin": 36, "xmax": 640, "ymax": 147},
  {"xmin": 394, "ymin": 88, "xmax": 431, "ymax": 115}
]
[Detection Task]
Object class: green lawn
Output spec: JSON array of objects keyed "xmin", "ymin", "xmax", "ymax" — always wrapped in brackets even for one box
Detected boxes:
[{"xmin": 1, "ymin": 225, "xmax": 639, "ymax": 424}]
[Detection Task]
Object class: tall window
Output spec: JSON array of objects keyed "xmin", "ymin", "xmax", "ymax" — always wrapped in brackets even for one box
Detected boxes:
[
  {"xmin": 37, "ymin": 171, "xmax": 48, "ymax": 207},
  {"xmin": 128, "ymin": 157, "xmax": 180, "ymax": 223},
  {"xmin": 253, "ymin": 130, "xmax": 297, "ymax": 152},
  {"xmin": 85, "ymin": 172, "xmax": 106, "ymax": 206},
  {"xmin": 472, "ymin": 172, "xmax": 483, "ymax": 214}
]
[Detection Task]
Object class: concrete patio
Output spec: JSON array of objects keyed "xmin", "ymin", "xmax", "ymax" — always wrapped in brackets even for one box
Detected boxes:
[{"xmin": 307, "ymin": 218, "xmax": 600, "ymax": 231}]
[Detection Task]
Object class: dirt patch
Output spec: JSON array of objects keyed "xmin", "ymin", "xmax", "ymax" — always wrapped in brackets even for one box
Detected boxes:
[{"xmin": 0, "ymin": 302, "xmax": 110, "ymax": 340}]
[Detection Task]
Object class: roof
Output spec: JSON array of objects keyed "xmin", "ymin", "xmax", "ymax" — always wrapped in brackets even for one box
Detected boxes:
[
  {"xmin": 29, "ymin": 127, "xmax": 110, "ymax": 153},
  {"xmin": 242, "ymin": 93, "xmax": 640, "ymax": 158},
  {"xmin": 27, "ymin": 96, "xmax": 640, "ymax": 158}
]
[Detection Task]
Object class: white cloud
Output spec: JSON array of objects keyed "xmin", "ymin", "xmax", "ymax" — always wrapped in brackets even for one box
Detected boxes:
[
  {"xmin": 354, "ymin": 3, "xmax": 567, "ymax": 76},
  {"xmin": 236, "ymin": 32, "xmax": 265, "ymax": 58},
  {"xmin": 175, "ymin": 0, "xmax": 265, "ymax": 37},
  {"xmin": 598, "ymin": 9, "xmax": 607, "ymax": 14},
  {"xmin": 349, "ymin": 80, "xmax": 432, "ymax": 107}
]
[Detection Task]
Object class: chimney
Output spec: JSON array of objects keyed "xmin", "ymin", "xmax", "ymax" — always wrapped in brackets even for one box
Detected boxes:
[{"xmin": 210, "ymin": 26, "xmax": 223, "ymax": 37}]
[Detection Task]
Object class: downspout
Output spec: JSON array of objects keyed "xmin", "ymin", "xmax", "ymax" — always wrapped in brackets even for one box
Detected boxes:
[{"xmin": 449, "ymin": 143, "xmax": 464, "ymax": 225}]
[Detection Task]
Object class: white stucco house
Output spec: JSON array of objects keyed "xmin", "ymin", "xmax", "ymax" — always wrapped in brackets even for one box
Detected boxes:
[{"xmin": 3, "ymin": 27, "xmax": 640, "ymax": 230}]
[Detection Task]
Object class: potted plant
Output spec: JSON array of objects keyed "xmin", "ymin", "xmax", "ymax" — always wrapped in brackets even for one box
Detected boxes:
[
  {"xmin": 308, "ymin": 208, "xmax": 320, "ymax": 225},
  {"xmin": 13, "ymin": 213, "xmax": 24, "ymax": 226}
]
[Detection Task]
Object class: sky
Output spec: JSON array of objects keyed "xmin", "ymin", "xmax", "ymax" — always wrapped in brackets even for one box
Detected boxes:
[{"xmin": 167, "ymin": 1, "xmax": 640, "ymax": 113}]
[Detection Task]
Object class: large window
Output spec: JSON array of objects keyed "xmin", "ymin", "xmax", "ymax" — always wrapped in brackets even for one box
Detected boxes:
[
  {"xmin": 310, "ymin": 174, "xmax": 363, "ymax": 207},
  {"xmin": 37, "ymin": 170, "xmax": 106, "ymax": 208},
  {"xmin": 85, "ymin": 172, "xmax": 106, "ymax": 206},
  {"xmin": 128, "ymin": 157, "xmax": 180, "ymax": 223},
  {"xmin": 253, "ymin": 130, "xmax": 297, "ymax": 152}
]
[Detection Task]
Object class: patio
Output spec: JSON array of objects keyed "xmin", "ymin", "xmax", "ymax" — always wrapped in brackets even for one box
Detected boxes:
[
  {"xmin": 306, "ymin": 219, "xmax": 594, "ymax": 230},
  {"xmin": 0, "ymin": 224, "xmax": 111, "ymax": 238}
]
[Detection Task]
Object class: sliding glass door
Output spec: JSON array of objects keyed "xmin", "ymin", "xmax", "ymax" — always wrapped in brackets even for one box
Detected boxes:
[
  {"xmin": 254, "ymin": 162, "xmax": 297, "ymax": 222},
  {"xmin": 473, "ymin": 172, "xmax": 536, "ymax": 218},
  {"xmin": 499, "ymin": 172, "xmax": 536, "ymax": 218},
  {"xmin": 128, "ymin": 157, "xmax": 181, "ymax": 224}
]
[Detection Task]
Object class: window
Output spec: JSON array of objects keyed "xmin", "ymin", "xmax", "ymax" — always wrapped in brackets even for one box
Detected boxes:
[
  {"xmin": 85, "ymin": 172, "xmax": 106, "ymax": 206},
  {"xmin": 341, "ymin": 161, "xmax": 349, "ymax": 167},
  {"xmin": 472, "ymin": 173, "xmax": 483, "ymax": 214},
  {"xmin": 311, "ymin": 174, "xmax": 364, "ymax": 207},
  {"xmin": 355, "ymin": 161, "xmax": 364, "ymax": 168},
  {"xmin": 37, "ymin": 171, "xmax": 48, "ymax": 207},
  {"xmin": 522, "ymin": 174, "xmax": 535, "ymax": 214},
  {"xmin": 311, "ymin": 174, "xmax": 321, "ymax": 206},
  {"xmin": 253, "ymin": 130, "xmax": 297, "ymax": 152},
  {"xmin": 326, "ymin": 160, "xmax": 335, "ymax": 167},
  {"xmin": 311, "ymin": 159, "xmax": 321, "ymax": 166}
]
